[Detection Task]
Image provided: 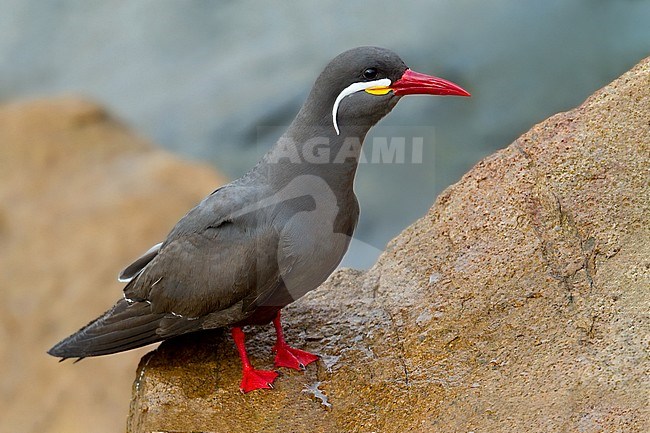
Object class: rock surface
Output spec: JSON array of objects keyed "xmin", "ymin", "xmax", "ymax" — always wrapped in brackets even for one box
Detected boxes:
[
  {"xmin": 127, "ymin": 58, "xmax": 649, "ymax": 432},
  {"xmin": 0, "ymin": 98, "xmax": 226, "ymax": 433}
]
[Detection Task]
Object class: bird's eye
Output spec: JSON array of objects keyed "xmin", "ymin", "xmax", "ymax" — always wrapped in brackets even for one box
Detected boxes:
[{"xmin": 363, "ymin": 68, "xmax": 378, "ymax": 80}]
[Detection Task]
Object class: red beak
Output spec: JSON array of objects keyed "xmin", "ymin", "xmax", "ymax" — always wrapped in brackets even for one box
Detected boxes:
[{"xmin": 391, "ymin": 69, "xmax": 470, "ymax": 97}]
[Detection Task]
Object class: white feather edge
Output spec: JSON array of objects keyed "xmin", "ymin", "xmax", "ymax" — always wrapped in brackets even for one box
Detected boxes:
[
  {"xmin": 332, "ymin": 78, "xmax": 391, "ymax": 135},
  {"xmin": 117, "ymin": 241, "xmax": 163, "ymax": 283}
]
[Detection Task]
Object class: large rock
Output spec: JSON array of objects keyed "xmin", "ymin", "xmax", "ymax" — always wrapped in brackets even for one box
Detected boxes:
[
  {"xmin": 0, "ymin": 98, "xmax": 227, "ymax": 433},
  {"xmin": 126, "ymin": 57, "xmax": 649, "ymax": 432}
]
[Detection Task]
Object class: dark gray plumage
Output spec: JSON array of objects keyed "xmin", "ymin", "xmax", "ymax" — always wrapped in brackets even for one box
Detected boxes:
[{"xmin": 48, "ymin": 47, "xmax": 469, "ymax": 390}]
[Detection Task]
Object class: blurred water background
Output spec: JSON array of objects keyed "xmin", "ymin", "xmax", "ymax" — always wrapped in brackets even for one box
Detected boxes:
[{"xmin": 2, "ymin": 0, "xmax": 648, "ymax": 268}]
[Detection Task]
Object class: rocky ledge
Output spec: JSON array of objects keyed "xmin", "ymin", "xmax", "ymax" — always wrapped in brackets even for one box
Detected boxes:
[{"xmin": 122, "ymin": 56, "xmax": 647, "ymax": 432}]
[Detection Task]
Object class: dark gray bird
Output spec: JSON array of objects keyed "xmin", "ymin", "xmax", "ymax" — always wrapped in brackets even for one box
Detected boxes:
[{"xmin": 48, "ymin": 46, "xmax": 470, "ymax": 392}]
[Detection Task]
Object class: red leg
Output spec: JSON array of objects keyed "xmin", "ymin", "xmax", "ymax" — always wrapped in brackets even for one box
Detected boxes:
[
  {"xmin": 231, "ymin": 327, "xmax": 278, "ymax": 393},
  {"xmin": 272, "ymin": 311, "xmax": 319, "ymax": 370}
]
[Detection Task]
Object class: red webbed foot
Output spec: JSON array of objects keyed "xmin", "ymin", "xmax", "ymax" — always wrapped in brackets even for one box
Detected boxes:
[
  {"xmin": 231, "ymin": 326, "xmax": 278, "ymax": 393},
  {"xmin": 272, "ymin": 311, "xmax": 319, "ymax": 370},
  {"xmin": 239, "ymin": 367, "xmax": 278, "ymax": 393},
  {"xmin": 273, "ymin": 343, "xmax": 319, "ymax": 370}
]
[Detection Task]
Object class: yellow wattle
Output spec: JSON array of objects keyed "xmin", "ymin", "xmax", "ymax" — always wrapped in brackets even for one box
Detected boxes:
[{"xmin": 364, "ymin": 86, "xmax": 392, "ymax": 95}]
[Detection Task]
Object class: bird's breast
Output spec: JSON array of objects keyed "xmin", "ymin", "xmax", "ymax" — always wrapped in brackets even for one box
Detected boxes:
[{"xmin": 273, "ymin": 194, "xmax": 358, "ymax": 301}]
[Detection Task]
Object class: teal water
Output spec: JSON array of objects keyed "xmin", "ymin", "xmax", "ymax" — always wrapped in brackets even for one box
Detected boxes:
[{"xmin": 2, "ymin": 0, "xmax": 648, "ymax": 267}]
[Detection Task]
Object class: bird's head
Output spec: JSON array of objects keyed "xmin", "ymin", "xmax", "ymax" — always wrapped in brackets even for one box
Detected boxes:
[{"xmin": 309, "ymin": 46, "xmax": 470, "ymax": 135}]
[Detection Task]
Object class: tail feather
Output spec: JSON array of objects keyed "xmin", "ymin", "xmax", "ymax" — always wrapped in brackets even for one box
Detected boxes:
[
  {"xmin": 81, "ymin": 320, "xmax": 163, "ymax": 353},
  {"xmin": 48, "ymin": 299, "xmax": 167, "ymax": 358}
]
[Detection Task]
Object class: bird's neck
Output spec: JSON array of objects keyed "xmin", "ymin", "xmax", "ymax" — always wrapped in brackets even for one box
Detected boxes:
[{"xmin": 259, "ymin": 109, "xmax": 372, "ymax": 194}]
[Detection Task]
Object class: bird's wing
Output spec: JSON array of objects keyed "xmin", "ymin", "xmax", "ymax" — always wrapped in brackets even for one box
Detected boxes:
[
  {"xmin": 122, "ymin": 184, "xmax": 283, "ymax": 319},
  {"xmin": 118, "ymin": 242, "xmax": 162, "ymax": 283},
  {"xmin": 116, "ymin": 185, "xmax": 228, "ymax": 284},
  {"xmin": 49, "ymin": 184, "xmax": 283, "ymax": 358}
]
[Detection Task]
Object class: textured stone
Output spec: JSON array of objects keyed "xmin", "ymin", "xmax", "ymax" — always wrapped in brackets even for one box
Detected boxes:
[
  {"xmin": 126, "ymin": 57, "xmax": 649, "ymax": 432},
  {"xmin": 0, "ymin": 98, "xmax": 227, "ymax": 433}
]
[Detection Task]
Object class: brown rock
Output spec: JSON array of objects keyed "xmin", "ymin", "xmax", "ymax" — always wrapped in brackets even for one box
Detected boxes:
[
  {"xmin": 126, "ymin": 57, "xmax": 650, "ymax": 432},
  {"xmin": 0, "ymin": 98, "xmax": 227, "ymax": 433}
]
